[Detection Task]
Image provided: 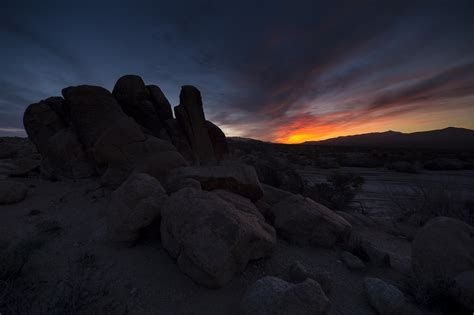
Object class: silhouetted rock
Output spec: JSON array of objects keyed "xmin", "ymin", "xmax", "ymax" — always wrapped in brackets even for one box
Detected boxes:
[
  {"xmin": 0, "ymin": 181, "xmax": 28, "ymax": 204},
  {"xmin": 240, "ymin": 276, "xmax": 330, "ymax": 315},
  {"xmin": 107, "ymin": 173, "xmax": 167, "ymax": 242},
  {"xmin": 23, "ymin": 97, "xmax": 93, "ymax": 179},
  {"xmin": 166, "ymin": 163, "xmax": 263, "ymax": 201},
  {"xmin": 364, "ymin": 277, "xmax": 406, "ymax": 315},
  {"xmin": 160, "ymin": 188, "xmax": 276, "ymax": 288},
  {"xmin": 206, "ymin": 120, "xmax": 229, "ymax": 161},
  {"xmin": 412, "ymin": 217, "xmax": 474, "ymax": 295},
  {"xmin": 175, "ymin": 86, "xmax": 216, "ymax": 165},
  {"xmin": 163, "ymin": 118, "xmax": 197, "ymax": 163},
  {"xmin": 23, "ymin": 98, "xmax": 67, "ymax": 155},
  {"xmin": 41, "ymin": 129, "xmax": 95, "ymax": 179},
  {"xmin": 148, "ymin": 85, "xmax": 173, "ymax": 121},
  {"xmin": 269, "ymin": 194, "xmax": 352, "ymax": 247},
  {"xmin": 24, "ymin": 75, "xmax": 229, "ymax": 184},
  {"xmin": 112, "ymin": 75, "xmax": 165, "ymax": 136},
  {"xmin": 62, "ymin": 85, "xmax": 124, "ymax": 152}
]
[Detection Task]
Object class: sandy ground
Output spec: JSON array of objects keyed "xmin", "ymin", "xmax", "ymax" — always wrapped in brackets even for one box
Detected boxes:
[{"xmin": 0, "ymin": 176, "xmax": 442, "ymax": 314}]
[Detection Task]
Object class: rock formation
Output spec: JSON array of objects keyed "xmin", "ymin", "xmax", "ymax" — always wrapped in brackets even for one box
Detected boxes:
[{"xmin": 23, "ymin": 75, "xmax": 229, "ymax": 183}]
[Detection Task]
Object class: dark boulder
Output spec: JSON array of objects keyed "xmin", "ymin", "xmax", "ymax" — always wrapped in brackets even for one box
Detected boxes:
[
  {"xmin": 148, "ymin": 84, "xmax": 173, "ymax": 121},
  {"xmin": 160, "ymin": 188, "xmax": 276, "ymax": 288},
  {"xmin": 112, "ymin": 75, "xmax": 165, "ymax": 137},
  {"xmin": 175, "ymin": 86, "xmax": 216, "ymax": 165},
  {"xmin": 206, "ymin": 120, "xmax": 229, "ymax": 161}
]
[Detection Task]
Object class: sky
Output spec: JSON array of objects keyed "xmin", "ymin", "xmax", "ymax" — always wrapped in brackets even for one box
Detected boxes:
[{"xmin": 1, "ymin": 0, "xmax": 473, "ymax": 143}]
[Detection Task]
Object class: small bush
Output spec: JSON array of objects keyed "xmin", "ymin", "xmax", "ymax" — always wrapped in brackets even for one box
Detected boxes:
[{"xmin": 303, "ymin": 170, "xmax": 364, "ymax": 210}]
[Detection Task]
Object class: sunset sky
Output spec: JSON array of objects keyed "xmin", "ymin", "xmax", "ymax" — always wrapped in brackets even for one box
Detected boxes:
[{"xmin": 1, "ymin": 0, "xmax": 473, "ymax": 143}]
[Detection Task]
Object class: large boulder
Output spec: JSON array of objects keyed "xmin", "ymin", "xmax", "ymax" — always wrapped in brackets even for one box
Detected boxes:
[
  {"xmin": 206, "ymin": 121, "xmax": 229, "ymax": 161},
  {"xmin": 107, "ymin": 173, "xmax": 167, "ymax": 242},
  {"xmin": 23, "ymin": 97, "xmax": 94, "ymax": 180},
  {"xmin": 112, "ymin": 75, "xmax": 165, "ymax": 136},
  {"xmin": 240, "ymin": 276, "xmax": 330, "ymax": 315},
  {"xmin": 62, "ymin": 85, "xmax": 126, "ymax": 152},
  {"xmin": 41, "ymin": 129, "xmax": 95, "ymax": 179},
  {"xmin": 147, "ymin": 85, "xmax": 173, "ymax": 121},
  {"xmin": 163, "ymin": 118, "xmax": 197, "ymax": 164},
  {"xmin": 270, "ymin": 194, "xmax": 352, "ymax": 247},
  {"xmin": 0, "ymin": 181, "xmax": 28, "ymax": 204},
  {"xmin": 174, "ymin": 86, "xmax": 216, "ymax": 165},
  {"xmin": 364, "ymin": 277, "xmax": 406, "ymax": 315},
  {"xmin": 411, "ymin": 217, "xmax": 474, "ymax": 291},
  {"xmin": 23, "ymin": 97, "xmax": 67, "ymax": 153},
  {"xmin": 160, "ymin": 188, "xmax": 276, "ymax": 288},
  {"xmin": 165, "ymin": 163, "xmax": 263, "ymax": 201}
]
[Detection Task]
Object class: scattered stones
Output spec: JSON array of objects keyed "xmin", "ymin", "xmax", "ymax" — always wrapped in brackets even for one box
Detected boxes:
[
  {"xmin": 160, "ymin": 188, "xmax": 276, "ymax": 288},
  {"xmin": 107, "ymin": 173, "xmax": 167, "ymax": 242},
  {"xmin": 270, "ymin": 194, "xmax": 352, "ymax": 247},
  {"xmin": 288, "ymin": 261, "xmax": 332, "ymax": 293},
  {"xmin": 364, "ymin": 277, "xmax": 406, "ymax": 315},
  {"xmin": 411, "ymin": 217, "xmax": 474, "ymax": 290},
  {"xmin": 240, "ymin": 276, "xmax": 331, "ymax": 315},
  {"xmin": 340, "ymin": 251, "xmax": 365, "ymax": 270},
  {"xmin": 0, "ymin": 180, "xmax": 28, "ymax": 204}
]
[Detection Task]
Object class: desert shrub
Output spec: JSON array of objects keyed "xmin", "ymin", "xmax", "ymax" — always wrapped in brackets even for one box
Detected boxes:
[
  {"xmin": 390, "ymin": 183, "xmax": 474, "ymax": 226},
  {"xmin": 303, "ymin": 170, "xmax": 364, "ymax": 210}
]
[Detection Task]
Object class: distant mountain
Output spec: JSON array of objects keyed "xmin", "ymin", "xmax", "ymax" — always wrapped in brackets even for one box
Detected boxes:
[{"xmin": 303, "ymin": 127, "xmax": 474, "ymax": 150}]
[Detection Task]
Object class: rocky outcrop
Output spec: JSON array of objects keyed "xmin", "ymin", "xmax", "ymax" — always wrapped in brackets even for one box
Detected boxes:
[
  {"xmin": 23, "ymin": 97, "xmax": 94, "ymax": 179},
  {"xmin": 112, "ymin": 75, "xmax": 166, "ymax": 137},
  {"xmin": 160, "ymin": 188, "xmax": 276, "ymax": 288},
  {"xmin": 240, "ymin": 276, "xmax": 331, "ymax": 315},
  {"xmin": 174, "ymin": 86, "xmax": 216, "ymax": 165},
  {"xmin": 107, "ymin": 173, "xmax": 167, "ymax": 242},
  {"xmin": 23, "ymin": 75, "xmax": 229, "ymax": 183},
  {"xmin": 0, "ymin": 181, "xmax": 28, "ymax": 204},
  {"xmin": 206, "ymin": 121, "xmax": 229, "ymax": 161}
]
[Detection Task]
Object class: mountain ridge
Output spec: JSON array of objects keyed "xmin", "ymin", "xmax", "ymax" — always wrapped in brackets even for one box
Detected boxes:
[{"xmin": 302, "ymin": 127, "xmax": 474, "ymax": 150}]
